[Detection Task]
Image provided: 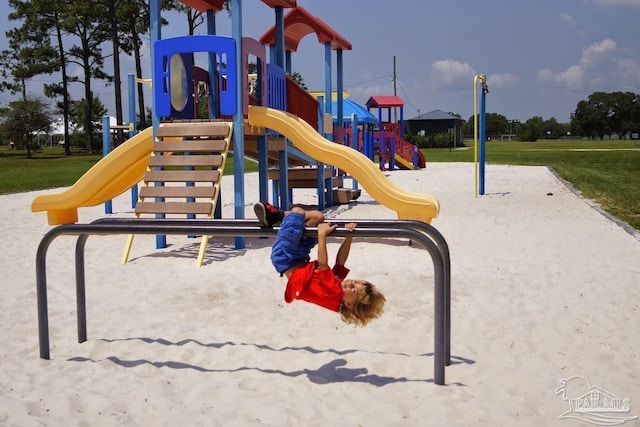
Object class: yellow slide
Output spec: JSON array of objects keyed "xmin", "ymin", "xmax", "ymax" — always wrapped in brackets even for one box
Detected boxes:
[
  {"xmin": 32, "ymin": 127, "xmax": 154, "ymax": 225},
  {"xmin": 248, "ymin": 106, "xmax": 440, "ymax": 223},
  {"xmin": 393, "ymin": 153, "xmax": 416, "ymax": 170}
]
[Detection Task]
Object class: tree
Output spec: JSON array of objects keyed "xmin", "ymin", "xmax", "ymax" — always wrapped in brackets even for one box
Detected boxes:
[
  {"xmin": 7, "ymin": 0, "xmax": 75, "ymax": 156},
  {"xmin": 518, "ymin": 116, "xmax": 544, "ymax": 142},
  {"xmin": 69, "ymin": 95, "xmax": 108, "ymax": 139},
  {"xmin": 607, "ymin": 91, "xmax": 640, "ymax": 138},
  {"xmin": 485, "ymin": 112, "xmax": 508, "ymax": 136},
  {"xmin": 289, "ymin": 71, "xmax": 307, "ymax": 91},
  {"xmin": 540, "ymin": 117, "xmax": 570, "ymax": 138},
  {"xmin": 0, "ymin": 97, "xmax": 52, "ymax": 158},
  {"xmin": 60, "ymin": 1, "xmax": 112, "ymax": 152},
  {"xmin": 117, "ymin": 0, "xmax": 153, "ymax": 130},
  {"xmin": 463, "ymin": 113, "xmax": 508, "ymax": 137},
  {"xmin": 572, "ymin": 92, "xmax": 610, "ymax": 139},
  {"xmin": 173, "ymin": 1, "xmax": 206, "ymax": 35},
  {"xmin": 571, "ymin": 91, "xmax": 640, "ymax": 139},
  {"xmin": 100, "ymin": 0, "xmax": 126, "ymax": 147},
  {"xmin": 68, "ymin": 95, "xmax": 108, "ymax": 151},
  {"xmin": 2, "ymin": 1, "xmax": 59, "ymax": 100}
]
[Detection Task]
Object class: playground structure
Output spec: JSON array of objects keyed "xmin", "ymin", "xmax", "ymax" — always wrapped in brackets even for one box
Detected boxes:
[
  {"xmin": 332, "ymin": 96, "xmax": 426, "ymax": 171},
  {"xmin": 30, "ymin": 0, "xmax": 451, "ymax": 385},
  {"xmin": 365, "ymin": 95, "xmax": 426, "ymax": 171}
]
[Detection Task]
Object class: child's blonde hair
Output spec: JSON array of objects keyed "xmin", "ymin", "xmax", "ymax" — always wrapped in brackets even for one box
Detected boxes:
[{"xmin": 340, "ymin": 280, "xmax": 385, "ymax": 326}]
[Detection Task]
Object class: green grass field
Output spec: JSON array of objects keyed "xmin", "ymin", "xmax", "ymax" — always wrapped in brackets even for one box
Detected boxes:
[
  {"xmin": 424, "ymin": 139, "xmax": 640, "ymax": 231},
  {"xmin": 0, "ymin": 147, "xmax": 258, "ymax": 194},
  {"xmin": 1, "ymin": 139, "xmax": 638, "ymax": 231}
]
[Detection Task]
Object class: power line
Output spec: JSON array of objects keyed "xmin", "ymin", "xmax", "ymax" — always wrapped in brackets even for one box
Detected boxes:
[
  {"xmin": 396, "ymin": 79, "xmax": 419, "ymax": 115},
  {"xmin": 344, "ymin": 74, "xmax": 392, "ymax": 88}
]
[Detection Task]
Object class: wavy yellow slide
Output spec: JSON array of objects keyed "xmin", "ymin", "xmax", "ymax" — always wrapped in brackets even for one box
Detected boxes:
[
  {"xmin": 32, "ymin": 127, "xmax": 154, "ymax": 225},
  {"xmin": 248, "ymin": 106, "xmax": 440, "ymax": 223}
]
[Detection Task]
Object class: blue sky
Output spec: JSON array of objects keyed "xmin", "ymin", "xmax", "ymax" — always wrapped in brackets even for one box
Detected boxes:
[{"xmin": 1, "ymin": 0, "xmax": 639, "ymax": 124}]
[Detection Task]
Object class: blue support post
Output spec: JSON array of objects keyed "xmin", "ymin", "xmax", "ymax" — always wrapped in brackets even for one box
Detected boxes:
[
  {"xmin": 274, "ymin": 6, "xmax": 284, "ymax": 68},
  {"xmin": 127, "ymin": 73, "xmax": 139, "ymax": 208},
  {"xmin": 479, "ymin": 83, "xmax": 487, "ymax": 196},
  {"xmin": 324, "ymin": 42, "xmax": 332, "ymax": 141},
  {"xmin": 258, "ymin": 134, "xmax": 269, "ymax": 202},
  {"xmin": 206, "ymin": 9, "xmax": 222, "ymax": 220},
  {"xmin": 127, "ymin": 73, "xmax": 137, "ymax": 134},
  {"xmin": 285, "ymin": 51, "xmax": 292, "ymax": 75},
  {"xmin": 231, "ymin": 0, "xmax": 245, "ymax": 249},
  {"xmin": 102, "ymin": 115, "xmax": 112, "ymax": 215},
  {"xmin": 207, "ymin": 10, "xmax": 219, "ymax": 119},
  {"xmin": 336, "ymin": 49, "xmax": 343, "ymax": 131},
  {"xmin": 149, "ymin": 0, "xmax": 166, "ymax": 250},
  {"xmin": 317, "ymin": 163, "xmax": 326, "ymax": 209},
  {"xmin": 389, "ymin": 134, "xmax": 396, "ymax": 171},
  {"xmin": 351, "ymin": 114, "xmax": 359, "ymax": 190}
]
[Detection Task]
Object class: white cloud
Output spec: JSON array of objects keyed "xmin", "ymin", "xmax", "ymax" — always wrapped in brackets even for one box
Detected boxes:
[
  {"xmin": 559, "ymin": 13, "xmax": 577, "ymax": 26},
  {"xmin": 429, "ymin": 60, "xmax": 475, "ymax": 88},
  {"xmin": 538, "ymin": 65, "xmax": 586, "ymax": 90},
  {"xmin": 537, "ymin": 39, "xmax": 617, "ymax": 90},
  {"xmin": 581, "ymin": 38, "xmax": 617, "ymax": 66}
]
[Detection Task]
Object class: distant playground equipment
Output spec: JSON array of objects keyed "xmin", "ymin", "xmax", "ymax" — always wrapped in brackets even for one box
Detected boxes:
[
  {"xmin": 30, "ymin": 1, "xmax": 451, "ymax": 385},
  {"xmin": 364, "ymin": 95, "xmax": 425, "ymax": 171},
  {"xmin": 473, "ymin": 74, "xmax": 489, "ymax": 197},
  {"xmin": 249, "ymin": 106, "xmax": 438, "ymax": 223},
  {"xmin": 319, "ymin": 94, "xmax": 425, "ymax": 171}
]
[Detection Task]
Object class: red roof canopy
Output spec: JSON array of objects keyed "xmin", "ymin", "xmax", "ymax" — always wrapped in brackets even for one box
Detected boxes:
[
  {"xmin": 260, "ymin": 6, "xmax": 352, "ymax": 52},
  {"xmin": 179, "ymin": 0, "xmax": 296, "ymax": 13},
  {"xmin": 365, "ymin": 96, "xmax": 404, "ymax": 109},
  {"xmin": 261, "ymin": 0, "xmax": 297, "ymax": 7},
  {"xmin": 178, "ymin": 0, "xmax": 224, "ymax": 12}
]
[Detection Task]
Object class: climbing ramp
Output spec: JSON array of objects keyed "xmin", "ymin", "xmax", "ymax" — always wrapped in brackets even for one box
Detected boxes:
[{"xmin": 122, "ymin": 120, "xmax": 233, "ymax": 267}]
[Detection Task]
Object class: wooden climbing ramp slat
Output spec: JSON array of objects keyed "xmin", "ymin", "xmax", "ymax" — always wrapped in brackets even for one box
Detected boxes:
[{"xmin": 122, "ymin": 120, "xmax": 233, "ymax": 267}]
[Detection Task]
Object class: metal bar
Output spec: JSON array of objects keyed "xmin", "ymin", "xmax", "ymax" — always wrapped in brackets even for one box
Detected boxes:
[
  {"xmin": 98, "ymin": 217, "xmax": 453, "ymax": 365},
  {"xmin": 75, "ymin": 235, "xmax": 89, "ymax": 343},
  {"xmin": 35, "ymin": 218, "xmax": 450, "ymax": 385},
  {"xmin": 36, "ymin": 232, "xmax": 53, "ymax": 360}
]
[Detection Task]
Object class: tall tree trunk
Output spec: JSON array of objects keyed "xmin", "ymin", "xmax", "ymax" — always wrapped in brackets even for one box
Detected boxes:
[
  {"xmin": 107, "ymin": 0, "xmax": 124, "ymax": 145},
  {"xmin": 82, "ymin": 44, "xmax": 94, "ymax": 153},
  {"xmin": 133, "ymin": 31, "xmax": 147, "ymax": 129},
  {"xmin": 54, "ymin": 20, "xmax": 72, "ymax": 156}
]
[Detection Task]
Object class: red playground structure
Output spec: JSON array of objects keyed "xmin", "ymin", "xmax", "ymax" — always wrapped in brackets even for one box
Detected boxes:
[{"xmin": 366, "ymin": 95, "xmax": 426, "ymax": 170}]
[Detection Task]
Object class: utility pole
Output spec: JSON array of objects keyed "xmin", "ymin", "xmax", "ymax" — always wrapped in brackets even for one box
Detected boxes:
[{"xmin": 393, "ymin": 55, "xmax": 397, "ymax": 123}]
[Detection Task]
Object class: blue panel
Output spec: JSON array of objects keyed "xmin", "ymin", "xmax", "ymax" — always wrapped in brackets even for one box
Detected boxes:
[
  {"xmin": 267, "ymin": 63, "xmax": 286, "ymax": 111},
  {"xmin": 330, "ymin": 99, "xmax": 377, "ymax": 124},
  {"xmin": 153, "ymin": 35, "xmax": 237, "ymax": 118}
]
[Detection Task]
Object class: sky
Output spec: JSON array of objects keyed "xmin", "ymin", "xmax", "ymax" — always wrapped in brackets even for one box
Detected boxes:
[{"xmin": 1, "ymin": 0, "xmax": 640, "ymax": 124}]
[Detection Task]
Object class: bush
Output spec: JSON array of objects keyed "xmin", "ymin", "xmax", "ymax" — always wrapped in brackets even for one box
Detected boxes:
[
  {"xmin": 433, "ymin": 132, "xmax": 453, "ymax": 148},
  {"xmin": 405, "ymin": 132, "xmax": 457, "ymax": 148},
  {"xmin": 405, "ymin": 133, "xmax": 430, "ymax": 148}
]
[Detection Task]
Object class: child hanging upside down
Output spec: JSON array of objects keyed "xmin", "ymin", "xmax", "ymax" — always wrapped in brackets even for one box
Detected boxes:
[{"xmin": 254, "ymin": 202, "xmax": 386, "ymax": 326}]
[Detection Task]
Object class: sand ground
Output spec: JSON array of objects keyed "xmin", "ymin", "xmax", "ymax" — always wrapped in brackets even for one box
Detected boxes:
[{"xmin": 1, "ymin": 163, "xmax": 638, "ymax": 426}]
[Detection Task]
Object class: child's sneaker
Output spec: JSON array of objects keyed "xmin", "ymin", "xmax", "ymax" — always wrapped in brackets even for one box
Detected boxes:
[{"xmin": 254, "ymin": 202, "xmax": 284, "ymax": 227}]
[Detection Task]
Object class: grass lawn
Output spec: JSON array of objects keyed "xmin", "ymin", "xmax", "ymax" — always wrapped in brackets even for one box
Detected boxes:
[
  {"xmin": 0, "ymin": 147, "xmax": 258, "ymax": 194},
  {"xmin": 423, "ymin": 139, "xmax": 640, "ymax": 231},
  {"xmin": 1, "ymin": 139, "xmax": 638, "ymax": 232}
]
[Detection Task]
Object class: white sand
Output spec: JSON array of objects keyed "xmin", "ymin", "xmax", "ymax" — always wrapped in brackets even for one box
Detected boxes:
[{"xmin": 1, "ymin": 163, "xmax": 638, "ymax": 426}]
